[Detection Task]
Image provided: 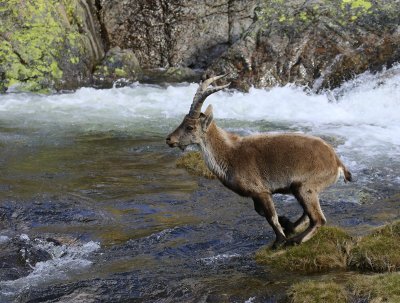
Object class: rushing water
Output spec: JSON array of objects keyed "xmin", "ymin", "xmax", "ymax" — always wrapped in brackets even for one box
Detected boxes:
[{"xmin": 0, "ymin": 66, "xmax": 399, "ymax": 302}]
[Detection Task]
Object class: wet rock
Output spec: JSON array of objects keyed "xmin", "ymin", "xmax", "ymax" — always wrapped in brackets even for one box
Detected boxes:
[
  {"xmin": 0, "ymin": 236, "xmax": 52, "ymax": 281},
  {"xmin": 93, "ymin": 47, "xmax": 141, "ymax": 88},
  {"xmin": 141, "ymin": 67, "xmax": 202, "ymax": 84},
  {"xmin": 206, "ymin": 0, "xmax": 400, "ymax": 91},
  {"xmin": 0, "ymin": 0, "xmax": 104, "ymax": 92}
]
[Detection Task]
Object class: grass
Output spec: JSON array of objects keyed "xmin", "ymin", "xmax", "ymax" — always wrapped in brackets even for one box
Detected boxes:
[
  {"xmin": 289, "ymin": 272, "xmax": 400, "ymax": 303},
  {"xmin": 255, "ymin": 226, "xmax": 353, "ymax": 273},
  {"xmin": 288, "ymin": 280, "xmax": 347, "ymax": 303},
  {"xmin": 348, "ymin": 221, "xmax": 400, "ymax": 272},
  {"xmin": 350, "ymin": 272, "xmax": 400, "ymax": 302},
  {"xmin": 176, "ymin": 151, "xmax": 215, "ymax": 179},
  {"xmin": 256, "ymin": 221, "xmax": 400, "ymax": 302}
]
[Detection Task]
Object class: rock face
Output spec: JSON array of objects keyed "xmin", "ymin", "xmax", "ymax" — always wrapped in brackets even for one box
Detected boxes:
[
  {"xmin": 1, "ymin": 0, "xmax": 400, "ymax": 92},
  {"xmin": 206, "ymin": 0, "xmax": 400, "ymax": 91},
  {"xmin": 0, "ymin": 0, "xmax": 104, "ymax": 92},
  {"xmin": 100, "ymin": 0, "xmax": 258, "ymax": 69}
]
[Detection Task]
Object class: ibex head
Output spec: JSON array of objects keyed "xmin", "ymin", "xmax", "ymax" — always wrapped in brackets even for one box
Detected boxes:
[{"xmin": 166, "ymin": 75, "xmax": 230, "ymax": 150}]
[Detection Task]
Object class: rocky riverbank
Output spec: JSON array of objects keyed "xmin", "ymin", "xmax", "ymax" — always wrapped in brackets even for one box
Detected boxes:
[{"xmin": 1, "ymin": 0, "xmax": 399, "ymax": 92}]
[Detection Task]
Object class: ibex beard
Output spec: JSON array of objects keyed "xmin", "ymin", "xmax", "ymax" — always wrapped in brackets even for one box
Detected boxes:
[{"xmin": 166, "ymin": 75, "xmax": 352, "ymax": 249}]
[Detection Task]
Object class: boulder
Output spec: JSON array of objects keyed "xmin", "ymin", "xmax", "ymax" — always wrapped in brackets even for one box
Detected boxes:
[{"xmin": 93, "ymin": 47, "xmax": 141, "ymax": 88}]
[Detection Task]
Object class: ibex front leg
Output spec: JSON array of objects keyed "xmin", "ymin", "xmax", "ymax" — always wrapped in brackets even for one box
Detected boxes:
[{"xmin": 253, "ymin": 192, "xmax": 287, "ymax": 249}]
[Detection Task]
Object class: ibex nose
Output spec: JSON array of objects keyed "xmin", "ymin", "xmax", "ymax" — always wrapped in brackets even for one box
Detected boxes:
[{"xmin": 166, "ymin": 136, "xmax": 175, "ymax": 147}]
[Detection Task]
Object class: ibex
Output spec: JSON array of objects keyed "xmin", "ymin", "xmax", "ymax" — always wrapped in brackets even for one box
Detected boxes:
[{"xmin": 166, "ymin": 75, "xmax": 352, "ymax": 249}]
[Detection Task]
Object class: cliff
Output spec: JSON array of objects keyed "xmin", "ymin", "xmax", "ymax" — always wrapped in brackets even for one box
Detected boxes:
[{"xmin": 0, "ymin": 0, "xmax": 399, "ymax": 92}]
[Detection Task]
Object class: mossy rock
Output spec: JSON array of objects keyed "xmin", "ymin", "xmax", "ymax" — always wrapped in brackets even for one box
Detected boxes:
[
  {"xmin": 348, "ymin": 221, "xmax": 400, "ymax": 272},
  {"xmin": 0, "ymin": 0, "xmax": 103, "ymax": 92},
  {"xmin": 349, "ymin": 272, "xmax": 400, "ymax": 302},
  {"xmin": 93, "ymin": 47, "xmax": 141, "ymax": 88},
  {"xmin": 288, "ymin": 280, "xmax": 347, "ymax": 303},
  {"xmin": 256, "ymin": 226, "xmax": 353, "ymax": 273},
  {"xmin": 176, "ymin": 151, "xmax": 215, "ymax": 179}
]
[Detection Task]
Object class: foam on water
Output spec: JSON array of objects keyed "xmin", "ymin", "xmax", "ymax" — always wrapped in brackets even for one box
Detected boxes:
[
  {"xmin": 0, "ymin": 65, "xmax": 399, "ymax": 159},
  {"xmin": 199, "ymin": 253, "xmax": 242, "ymax": 266},
  {"xmin": 0, "ymin": 237, "xmax": 100, "ymax": 299}
]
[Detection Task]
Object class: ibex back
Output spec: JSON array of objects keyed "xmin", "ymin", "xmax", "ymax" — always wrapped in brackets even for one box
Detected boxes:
[{"xmin": 166, "ymin": 75, "xmax": 352, "ymax": 249}]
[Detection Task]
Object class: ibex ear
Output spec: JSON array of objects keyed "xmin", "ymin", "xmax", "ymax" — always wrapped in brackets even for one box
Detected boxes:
[{"xmin": 201, "ymin": 104, "xmax": 214, "ymax": 132}]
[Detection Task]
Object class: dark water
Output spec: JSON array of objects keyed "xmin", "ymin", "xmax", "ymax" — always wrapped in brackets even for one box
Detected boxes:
[{"xmin": 0, "ymin": 124, "xmax": 398, "ymax": 303}]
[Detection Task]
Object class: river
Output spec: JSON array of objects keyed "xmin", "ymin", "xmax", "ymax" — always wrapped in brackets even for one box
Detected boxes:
[{"xmin": 0, "ymin": 66, "xmax": 399, "ymax": 302}]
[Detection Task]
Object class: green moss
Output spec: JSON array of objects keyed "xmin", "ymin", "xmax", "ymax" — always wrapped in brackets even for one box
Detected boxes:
[
  {"xmin": 288, "ymin": 280, "xmax": 347, "ymax": 303},
  {"xmin": 115, "ymin": 68, "xmax": 127, "ymax": 77},
  {"xmin": 176, "ymin": 151, "xmax": 215, "ymax": 179},
  {"xmin": 342, "ymin": 0, "xmax": 372, "ymax": 11},
  {"xmin": 256, "ymin": 226, "xmax": 353, "ymax": 273},
  {"xmin": 70, "ymin": 57, "xmax": 80, "ymax": 64},
  {"xmin": 0, "ymin": 0, "xmax": 94, "ymax": 92},
  {"xmin": 350, "ymin": 272, "xmax": 400, "ymax": 302},
  {"xmin": 259, "ymin": 0, "xmax": 386, "ymax": 28},
  {"xmin": 349, "ymin": 221, "xmax": 400, "ymax": 272}
]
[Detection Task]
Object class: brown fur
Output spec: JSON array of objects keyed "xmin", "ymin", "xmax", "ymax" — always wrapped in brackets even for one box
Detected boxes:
[{"xmin": 166, "ymin": 80, "xmax": 351, "ymax": 249}]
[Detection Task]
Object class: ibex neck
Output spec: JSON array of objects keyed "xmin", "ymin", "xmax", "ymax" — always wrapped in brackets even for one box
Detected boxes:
[{"xmin": 199, "ymin": 122, "xmax": 236, "ymax": 180}]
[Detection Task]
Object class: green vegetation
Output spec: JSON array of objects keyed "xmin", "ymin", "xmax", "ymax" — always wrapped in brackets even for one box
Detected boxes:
[
  {"xmin": 255, "ymin": 221, "xmax": 400, "ymax": 302},
  {"xmin": 350, "ymin": 272, "xmax": 400, "ymax": 302},
  {"xmin": 289, "ymin": 273, "xmax": 400, "ymax": 303},
  {"xmin": 349, "ymin": 221, "xmax": 400, "ymax": 272},
  {"xmin": 288, "ymin": 280, "xmax": 347, "ymax": 303},
  {"xmin": 176, "ymin": 151, "xmax": 215, "ymax": 179},
  {"xmin": 256, "ymin": 226, "xmax": 352, "ymax": 273}
]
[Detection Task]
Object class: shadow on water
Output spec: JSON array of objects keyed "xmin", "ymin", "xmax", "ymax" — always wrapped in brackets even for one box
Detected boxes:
[{"xmin": 0, "ymin": 124, "xmax": 399, "ymax": 302}]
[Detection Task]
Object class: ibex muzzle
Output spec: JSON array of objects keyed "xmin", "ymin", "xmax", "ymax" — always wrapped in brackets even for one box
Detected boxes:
[{"xmin": 166, "ymin": 75, "xmax": 352, "ymax": 249}]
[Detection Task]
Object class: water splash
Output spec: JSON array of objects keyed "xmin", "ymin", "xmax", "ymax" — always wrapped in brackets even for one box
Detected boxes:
[{"xmin": 0, "ymin": 236, "xmax": 100, "ymax": 299}]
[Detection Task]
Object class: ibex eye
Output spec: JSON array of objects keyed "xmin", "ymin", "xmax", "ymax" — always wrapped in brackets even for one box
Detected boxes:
[{"xmin": 186, "ymin": 126, "xmax": 194, "ymax": 131}]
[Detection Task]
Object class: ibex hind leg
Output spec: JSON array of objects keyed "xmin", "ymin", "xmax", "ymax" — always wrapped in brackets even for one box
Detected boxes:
[
  {"xmin": 278, "ymin": 212, "xmax": 309, "ymax": 237},
  {"xmin": 287, "ymin": 187, "xmax": 326, "ymax": 245}
]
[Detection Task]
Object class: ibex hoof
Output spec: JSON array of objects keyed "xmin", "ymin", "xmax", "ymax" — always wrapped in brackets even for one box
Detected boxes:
[
  {"xmin": 284, "ymin": 238, "xmax": 301, "ymax": 247},
  {"xmin": 278, "ymin": 216, "xmax": 295, "ymax": 236},
  {"xmin": 271, "ymin": 238, "xmax": 287, "ymax": 250}
]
